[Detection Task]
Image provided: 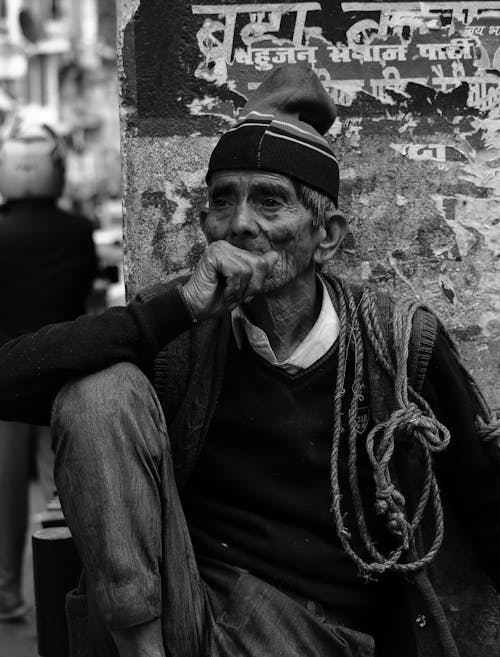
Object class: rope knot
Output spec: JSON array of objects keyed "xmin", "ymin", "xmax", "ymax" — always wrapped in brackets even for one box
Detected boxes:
[
  {"xmin": 330, "ymin": 282, "xmax": 447, "ymax": 577},
  {"xmin": 372, "ymin": 475, "xmax": 409, "ymax": 543},
  {"xmin": 392, "ymin": 403, "xmax": 450, "ymax": 454},
  {"xmin": 386, "ymin": 511, "xmax": 409, "ymax": 543},
  {"xmin": 374, "ymin": 484, "xmax": 393, "ymax": 515}
]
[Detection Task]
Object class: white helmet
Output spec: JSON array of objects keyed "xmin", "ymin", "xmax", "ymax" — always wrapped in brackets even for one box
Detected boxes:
[{"xmin": 0, "ymin": 117, "xmax": 65, "ymax": 200}]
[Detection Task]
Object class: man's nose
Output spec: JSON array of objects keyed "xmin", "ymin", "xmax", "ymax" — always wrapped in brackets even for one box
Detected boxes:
[{"xmin": 229, "ymin": 201, "xmax": 259, "ymax": 238}]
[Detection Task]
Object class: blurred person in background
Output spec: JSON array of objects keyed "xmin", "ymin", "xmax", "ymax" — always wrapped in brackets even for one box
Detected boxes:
[{"xmin": 0, "ymin": 117, "xmax": 97, "ymax": 621}]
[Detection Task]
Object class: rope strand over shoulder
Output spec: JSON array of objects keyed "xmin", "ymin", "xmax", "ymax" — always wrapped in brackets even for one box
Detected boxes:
[{"xmin": 330, "ymin": 281, "xmax": 450, "ymax": 577}]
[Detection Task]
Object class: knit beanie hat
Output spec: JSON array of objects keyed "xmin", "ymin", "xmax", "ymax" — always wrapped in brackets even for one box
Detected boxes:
[{"xmin": 207, "ymin": 64, "xmax": 339, "ymax": 206}]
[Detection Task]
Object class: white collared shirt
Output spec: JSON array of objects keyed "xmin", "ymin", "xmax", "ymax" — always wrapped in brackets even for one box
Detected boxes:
[{"xmin": 231, "ymin": 277, "xmax": 340, "ymax": 374}]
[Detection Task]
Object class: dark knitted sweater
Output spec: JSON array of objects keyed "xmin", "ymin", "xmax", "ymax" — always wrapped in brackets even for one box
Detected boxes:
[{"xmin": 183, "ymin": 333, "xmax": 389, "ymax": 632}]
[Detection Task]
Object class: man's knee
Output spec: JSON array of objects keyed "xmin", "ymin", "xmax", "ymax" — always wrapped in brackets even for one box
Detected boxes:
[
  {"xmin": 51, "ymin": 363, "xmax": 160, "ymax": 452},
  {"xmin": 53, "ymin": 362, "xmax": 148, "ymax": 421}
]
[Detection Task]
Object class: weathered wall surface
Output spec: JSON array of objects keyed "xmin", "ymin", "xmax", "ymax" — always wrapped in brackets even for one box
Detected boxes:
[{"xmin": 118, "ymin": 2, "xmax": 500, "ymax": 653}]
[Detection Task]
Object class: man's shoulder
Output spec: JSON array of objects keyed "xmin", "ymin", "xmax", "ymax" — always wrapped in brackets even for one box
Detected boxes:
[
  {"xmin": 321, "ymin": 272, "xmax": 395, "ymax": 315},
  {"xmin": 322, "ymin": 272, "xmax": 437, "ymax": 328},
  {"xmin": 322, "ymin": 273, "xmax": 439, "ymax": 392}
]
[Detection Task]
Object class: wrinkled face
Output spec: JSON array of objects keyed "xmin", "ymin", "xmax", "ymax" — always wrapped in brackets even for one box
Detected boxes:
[{"xmin": 203, "ymin": 170, "xmax": 325, "ymax": 293}]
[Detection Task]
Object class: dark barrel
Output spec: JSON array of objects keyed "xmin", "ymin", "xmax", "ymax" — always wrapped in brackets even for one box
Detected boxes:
[{"xmin": 32, "ymin": 527, "xmax": 81, "ymax": 657}]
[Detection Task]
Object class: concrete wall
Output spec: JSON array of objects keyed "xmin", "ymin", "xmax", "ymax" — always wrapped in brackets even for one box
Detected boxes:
[{"xmin": 117, "ymin": 2, "xmax": 500, "ymax": 653}]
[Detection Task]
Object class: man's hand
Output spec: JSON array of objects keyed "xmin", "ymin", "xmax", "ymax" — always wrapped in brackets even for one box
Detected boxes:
[{"xmin": 182, "ymin": 241, "xmax": 279, "ymax": 321}]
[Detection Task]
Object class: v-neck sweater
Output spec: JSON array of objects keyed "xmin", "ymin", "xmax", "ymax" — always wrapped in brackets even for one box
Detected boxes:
[{"xmin": 182, "ymin": 332, "xmax": 390, "ymax": 632}]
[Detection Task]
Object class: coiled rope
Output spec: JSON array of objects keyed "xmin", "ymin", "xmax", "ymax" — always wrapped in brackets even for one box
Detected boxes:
[{"xmin": 330, "ymin": 279, "xmax": 452, "ymax": 577}]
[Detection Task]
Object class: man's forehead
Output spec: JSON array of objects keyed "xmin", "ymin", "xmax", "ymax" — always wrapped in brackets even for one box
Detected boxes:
[{"xmin": 209, "ymin": 170, "xmax": 295, "ymax": 192}]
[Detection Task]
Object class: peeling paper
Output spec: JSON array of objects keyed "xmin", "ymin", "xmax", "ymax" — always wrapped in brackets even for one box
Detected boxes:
[
  {"xmin": 188, "ymin": 96, "xmax": 236, "ymax": 124},
  {"xmin": 163, "ymin": 181, "xmax": 192, "ymax": 226},
  {"xmin": 118, "ymin": 0, "xmax": 141, "ymax": 51},
  {"xmin": 459, "ymin": 164, "xmax": 500, "ymax": 192},
  {"xmin": 478, "ymin": 269, "xmax": 500, "ymax": 336},
  {"xmin": 390, "ymin": 143, "xmax": 469, "ymax": 162},
  {"xmin": 122, "ymin": 0, "xmax": 141, "ymax": 30},
  {"xmin": 177, "ymin": 169, "xmax": 208, "ymax": 191},
  {"xmin": 459, "ymin": 116, "xmax": 500, "ymax": 185},
  {"xmin": 433, "ymin": 194, "xmax": 500, "ymax": 257},
  {"xmin": 189, "ymin": 2, "xmax": 500, "ymax": 112},
  {"xmin": 453, "ymin": 197, "xmax": 500, "ymax": 257},
  {"xmin": 471, "ymin": 116, "xmax": 500, "ymax": 155},
  {"xmin": 343, "ymin": 118, "xmax": 363, "ymax": 147},
  {"xmin": 439, "ymin": 273, "xmax": 457, "ymax": 304}
]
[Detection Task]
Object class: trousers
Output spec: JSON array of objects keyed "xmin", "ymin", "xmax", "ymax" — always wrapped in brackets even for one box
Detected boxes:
[
  {"xmin": 51, "ymin": 362, "xmax": 375, "ymax": 657},
  {"xmin": 0, "ymin": 420, "xmax": 54, "ymax": 609}
]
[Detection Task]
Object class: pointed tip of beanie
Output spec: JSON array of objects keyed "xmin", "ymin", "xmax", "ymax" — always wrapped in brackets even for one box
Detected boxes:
[
  {"xmin": 243, "ymin": 63, "xmax": 337, "ymax": 136},
  {"xmin": 207, "ymin": 64, "xmax": 339, "ymax": 205}
]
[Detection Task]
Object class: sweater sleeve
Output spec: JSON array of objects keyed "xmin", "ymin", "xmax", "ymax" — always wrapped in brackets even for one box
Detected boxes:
[
  {"xmin": 421, "ymin": 327, "xmax": 500, "ymax": 590},
  {"xmin": 0, "ymin": 284, "xmax": 194, "ymax": 426}
]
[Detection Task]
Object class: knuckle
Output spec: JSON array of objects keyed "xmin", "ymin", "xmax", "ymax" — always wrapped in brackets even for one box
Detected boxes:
[
  {"xmin": 255, "ymin": 256, "xmax": 267, "ymax": 271},
  {"xmin": 204, "ymin": 244, "xmax": 218, "ymax": 263},
  {"xmin": 241, "ymin": 262, "xmax": 252, "ymax": 277},
  {"xmin": 209, "ymin": 240, "xmax": 225, "ymax": 257}
]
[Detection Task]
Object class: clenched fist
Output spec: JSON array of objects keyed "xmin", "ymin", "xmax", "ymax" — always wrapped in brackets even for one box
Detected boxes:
[{"xmin": 182, "ymin": 241, "xmax": 279, "ymax": 321}]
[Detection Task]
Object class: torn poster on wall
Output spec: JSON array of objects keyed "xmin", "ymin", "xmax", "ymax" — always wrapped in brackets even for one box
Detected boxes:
[
  {"xmin": 190, "ymin": 1, "xmax": 500, "ymax": 117},
  {"xmin": 121, "ymin": 0, "xmax": 500, "ymax": 359}
]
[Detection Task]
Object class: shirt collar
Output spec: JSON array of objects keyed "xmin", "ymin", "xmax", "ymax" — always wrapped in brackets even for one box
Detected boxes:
[{"xmin": 231, "ymin": 276, "xmax": 339, "ymax": 373}]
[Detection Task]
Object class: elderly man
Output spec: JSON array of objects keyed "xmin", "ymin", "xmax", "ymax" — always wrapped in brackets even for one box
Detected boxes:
[{"xmin": 0, "ymin": 65, "xmax": 499, "ymax": 657}]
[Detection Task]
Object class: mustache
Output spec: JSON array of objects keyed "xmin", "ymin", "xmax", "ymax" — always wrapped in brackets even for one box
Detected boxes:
[{"xmin": 226, "ymin": 238, "xmax": 269, "ymax": 255}]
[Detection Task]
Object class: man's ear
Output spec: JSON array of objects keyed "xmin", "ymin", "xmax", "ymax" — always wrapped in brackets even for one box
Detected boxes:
[{"xmin": 313, "ymin": 211, "xmax": 347, "ymax": 265}]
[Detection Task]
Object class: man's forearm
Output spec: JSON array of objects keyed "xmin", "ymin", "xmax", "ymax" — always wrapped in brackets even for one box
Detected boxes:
[{"xmin": 0, "ymin": 283, "xmax": 194, "ymax": 425}]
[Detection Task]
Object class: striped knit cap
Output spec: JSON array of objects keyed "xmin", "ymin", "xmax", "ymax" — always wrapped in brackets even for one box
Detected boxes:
[{"xmin": 207, "ymin": 64, "xmax": 339, "ymax": 206}]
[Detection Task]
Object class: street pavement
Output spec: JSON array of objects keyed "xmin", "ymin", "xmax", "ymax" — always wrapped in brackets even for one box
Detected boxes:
[{"xmin": 0, "ymin": 483, "xmax": 45, "ymax": 657}]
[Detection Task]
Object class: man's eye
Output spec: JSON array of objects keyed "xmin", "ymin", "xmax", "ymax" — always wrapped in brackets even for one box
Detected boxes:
[
  {"xmin": 211, "ymin": 197, "xmax": 229, "ymax": 208},
  {"xmin": 260, "ymin": 198, "xmax": 282, "ymax": 209}
]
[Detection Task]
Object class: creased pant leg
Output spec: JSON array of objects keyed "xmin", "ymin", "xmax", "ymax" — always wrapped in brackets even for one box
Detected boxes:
[
  {"xmin": 51, "ymin": 362, "xmax": 206, "ymax": 657},
  {"xmin": 158, "ymin": 399, "xmax": 207, "ymax": 657}
]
